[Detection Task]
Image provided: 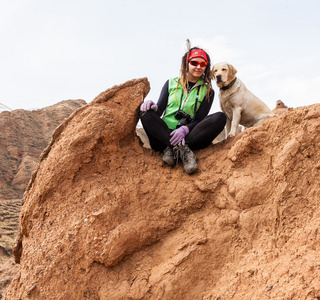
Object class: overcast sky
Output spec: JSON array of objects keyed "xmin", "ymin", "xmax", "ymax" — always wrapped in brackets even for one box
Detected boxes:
[{"xmin": 0, "ymin": 0, "xmax": 319, "ymax": 113}]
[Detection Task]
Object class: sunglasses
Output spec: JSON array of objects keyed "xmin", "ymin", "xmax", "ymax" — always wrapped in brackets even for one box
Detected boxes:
[{"xmin": 189, "ymin": 60, "xmax": 207, "ymax": 67}]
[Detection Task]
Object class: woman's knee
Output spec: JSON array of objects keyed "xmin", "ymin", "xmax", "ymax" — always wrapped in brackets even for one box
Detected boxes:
[
  {"xmin": 140, "ymin": 110, "xmax": 157, "ymax": 126},
  {"xmin": 205, "ymin": 112, "xmax": 226, "ymax": 127},
  {"xmin": 215, "ymin": 112, "xmax": 227, "ymax": 124}
]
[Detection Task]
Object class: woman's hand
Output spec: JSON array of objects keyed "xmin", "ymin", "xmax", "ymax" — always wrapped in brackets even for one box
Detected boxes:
[
  {"xmin": 140, "ymin": 100, "xmax": 158, "ymax": 112},
  {"xmin": 170, "ymin": 126, "xmax": 189, "ymax": 146}
]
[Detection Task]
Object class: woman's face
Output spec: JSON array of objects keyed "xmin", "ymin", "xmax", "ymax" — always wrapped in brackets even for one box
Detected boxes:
[{"xmin": 187, "ymin": 58, "xmax": 207, "ymax": 82}]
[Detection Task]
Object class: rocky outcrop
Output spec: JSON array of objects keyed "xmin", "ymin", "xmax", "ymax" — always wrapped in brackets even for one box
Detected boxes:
[
  {"xmin": 3, "ymin": 78, "xmax": 320, "ymax": 299},
  {"xmin": 0, "ymin": 100, "xmax": 86, "ymax": 201},
  {"xmin": 0, "ymin": 100, "xmax": 86, "ymax": 298},
  {"xmin": 0, "ymin": 99, "xmax": 86, "ymax": 250},
  {"xmin": 0, "ymin": 199, "xmax": 21, "ymax": 256},
  {"xmin": 272, "ymin": 100, "xmax": 293, "ymax": 115},
  {"xmin": 0, "ymin": 199, "xmax": 20, "ymax": 298}
]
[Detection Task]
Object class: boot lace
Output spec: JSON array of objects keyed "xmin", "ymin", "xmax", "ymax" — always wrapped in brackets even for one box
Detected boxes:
[
  {"xmin": 173, "ymin": 143, "xmax": 191, "ymax": 165},
  {"xmin": 173, "ymin": 143, "xmax": 184, "ymax": 165}
]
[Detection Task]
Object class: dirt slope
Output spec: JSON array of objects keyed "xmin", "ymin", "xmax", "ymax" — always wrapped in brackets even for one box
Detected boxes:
[{"xmin": 3, "ymin": 78, "xmax": 320, "ymax": 299}]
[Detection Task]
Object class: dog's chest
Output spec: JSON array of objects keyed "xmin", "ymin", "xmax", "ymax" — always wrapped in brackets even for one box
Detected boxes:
[
  {"xmin": 219, "ymin": 91, "xmax": 238, "ymax": 117},
  {"xmin": 219, "ymin": 88, "xmax": 242, "ymax": 117}
]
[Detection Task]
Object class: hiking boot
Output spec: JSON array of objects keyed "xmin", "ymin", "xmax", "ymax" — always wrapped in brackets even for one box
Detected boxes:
[
  {"xmin": 174, "ymin": 144, "xmax": 198, "ymax": 174},
  {"xmin": 162, "ymin": 146, "xmax": 175, "ymax": 166}
]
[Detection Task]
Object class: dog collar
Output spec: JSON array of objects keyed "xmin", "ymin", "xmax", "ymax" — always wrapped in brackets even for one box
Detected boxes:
[{"xmin": 221, "ymin": 77, "xmax": 237, "ymax": 90}]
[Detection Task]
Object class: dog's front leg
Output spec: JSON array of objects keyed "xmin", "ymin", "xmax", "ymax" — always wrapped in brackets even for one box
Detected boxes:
[
  {"xmin": 225, "ymin": 118, "xmax": 231, "ymax": 137},
  {"xmin": 228, "ymin": 107, "xmax": 242, "ymax": 137}
]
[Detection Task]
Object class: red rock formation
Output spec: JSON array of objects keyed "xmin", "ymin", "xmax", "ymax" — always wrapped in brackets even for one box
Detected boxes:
[
  {"xmin": 0, "ymin": 199, "xmax": 21, "ymax": 298},
  {"xmin": 3, "ymin": 78, "xmax": 320, "ymax": 299},
  {"xmin": 0, "ymin": 100, "xmax": 86, "ymax": 200},
  {"xmin": 0, "ymin": 100, "xmax": 86, "ymax": 297},
  {"xmin": 272, "ymin": 100, "xmax": 293, "ymax": 115}
]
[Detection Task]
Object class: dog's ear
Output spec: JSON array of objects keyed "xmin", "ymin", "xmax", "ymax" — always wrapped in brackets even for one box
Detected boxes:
[
  {"xmin": 209, "ymin": 68, "xmax": 214, "ymax": 79},
  {"xmin": 227, "ymin": 64, "xmax": 237, "ymax": 80},
  {"xmin": 209, "ymin": 65, "xmax": 216, "ymax": 79}
]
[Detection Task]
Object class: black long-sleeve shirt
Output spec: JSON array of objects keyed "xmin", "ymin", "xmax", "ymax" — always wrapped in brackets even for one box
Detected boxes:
[{"xmin": 156, "ymin": 80, "xmax": 215, "ymax": 131}]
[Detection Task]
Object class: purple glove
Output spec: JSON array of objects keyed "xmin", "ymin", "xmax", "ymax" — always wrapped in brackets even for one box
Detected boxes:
[
  {"xmin": 140, "ymin": 100, "xmax": 158, "ymax": 112},
  {"xmin": 170, "ymin": 126, "xmax": 189, "ymax": 146}
]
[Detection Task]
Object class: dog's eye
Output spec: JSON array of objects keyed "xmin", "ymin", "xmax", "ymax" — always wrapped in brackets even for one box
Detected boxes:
[{"xmin": 222, "ymin": 68, "xmax": 227, "ymax": 71}]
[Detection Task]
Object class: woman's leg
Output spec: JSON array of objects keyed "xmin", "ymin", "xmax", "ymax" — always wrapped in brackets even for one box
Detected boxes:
[
  {"xmin": 140, "ymin": 110, "xmax": 172, "ymax": 152},
  {"xmin": 186, "ymin": 112, "xmax": 226, "ymax": 150}
]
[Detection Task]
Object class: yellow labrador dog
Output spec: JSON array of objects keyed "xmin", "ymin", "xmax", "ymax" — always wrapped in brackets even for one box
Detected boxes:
[{"xmin": 211, "ymin": 62, "xmax": 274, "ymax": 138}]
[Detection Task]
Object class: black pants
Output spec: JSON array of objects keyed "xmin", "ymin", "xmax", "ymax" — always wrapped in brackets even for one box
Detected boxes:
[{"xmin": 140, "ymin": 110, "xmax": 226, "ymax": 152}]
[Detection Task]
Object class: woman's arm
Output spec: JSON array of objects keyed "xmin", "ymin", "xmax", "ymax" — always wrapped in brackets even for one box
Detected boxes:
[{"xmin": 156, "ymin": 80, "xmax": 169, "ymax": 116}]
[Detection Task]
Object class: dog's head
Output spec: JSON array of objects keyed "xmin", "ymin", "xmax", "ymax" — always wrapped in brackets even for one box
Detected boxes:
[{"xmin": 211, "ymin": 62, "xmax": 237, "ymax": 88}]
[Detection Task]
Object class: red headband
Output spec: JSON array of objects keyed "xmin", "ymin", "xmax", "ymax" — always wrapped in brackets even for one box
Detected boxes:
[{"xmin": 188, "ymin": 49, "xmax": 208, "ymax": 62}]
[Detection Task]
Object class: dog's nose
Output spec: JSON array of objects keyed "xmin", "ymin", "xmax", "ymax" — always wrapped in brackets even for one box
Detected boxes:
[{"xmin": 216, "ymin": 75, "xmax": 222, "ymax": 83}]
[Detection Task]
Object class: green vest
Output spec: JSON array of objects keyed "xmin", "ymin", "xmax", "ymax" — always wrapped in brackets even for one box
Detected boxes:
[{"xmin": 162, "ymin": 77, "xmax": 208, "ymax": 130}]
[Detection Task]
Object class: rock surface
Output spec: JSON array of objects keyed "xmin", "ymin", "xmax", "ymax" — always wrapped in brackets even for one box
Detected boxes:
[
  {"xmin": 0, "ymin": 199, "xmax": 21, "ymax": 297},
  {"xmin": 0, "ymin": 100, "xmax": 86, "ymax": 298},
  {"xmin": 3, "ymin": 78, "xmax": 320, "ymax": 299},
  {"xmin": 272, "ymin": 100, "xmax": 293, "ymax": 115},
  {"xmin": 0, "ymin": 100, "xmax": 86, "ymax": 201}
]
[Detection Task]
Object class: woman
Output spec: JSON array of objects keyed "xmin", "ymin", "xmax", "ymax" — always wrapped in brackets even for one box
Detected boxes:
[{"xmin": 140, "ymin": 45, "xmax": 226, "ymax": 174}]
